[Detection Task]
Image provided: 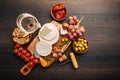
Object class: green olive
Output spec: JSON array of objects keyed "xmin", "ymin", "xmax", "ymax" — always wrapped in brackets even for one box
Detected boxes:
[
  {"xmin": 81, "ymin": 41, "xmax": 84, "ymax": 45},
  {"xmin": 85, "ymin": 46, "xmax": 88, "ymax": 49},
  {"xmin": 74, "ymin": 41, "xmax": 77, "ymax": 45},
  {"xmin": 75, "ymin": 43, "xmax": 79, "ymax": 47},
  {"xmin": 73, "ymin": 37, "xmax": 88, "ymax": 53},
  {"xmin": 78, "ymin": 38, "xmax": 81, "ymax": 41},
  {"xmin": 74, "ymin": 47, "xmax": 78, "ymax": 52},
  {"xmin": 65, "ymin": 38, "xmax": 68, "ymax": 42},
  {"xmin": 79, "ymin": 44, "xmax": 82, "ymax": 47},
  {"xmin": 84, "ymin": 43, "xmax": 87, "ymax": 47},
  {"xmin": 84, "ymin": 40, "xmax": 87, "ymax": 43},
  {"xmin": 81, "ymin": 39, "xmax": 84, "ymax": 41},
  {"xmin": 62, "ymin": 38, "xmax": 65, "ymax": 42},
  {"xmin": 82, "ymin": 47, "xmax": 85, "ymax": 51},
  {"xmin": 78, "ymin": 41, "xmax": 81, "ymax": 44},
  {"xmin": 78, "ymin": 47, "xmax": 81, "ymax": 50}
]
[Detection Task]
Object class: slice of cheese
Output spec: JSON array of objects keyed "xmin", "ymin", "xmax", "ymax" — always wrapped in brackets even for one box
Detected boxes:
[
  {"xmin": 40, "ymin": 26, "xmax": 51, "ymax": 36},
  {"xmin": 60, "ymin": 25, "xmax": 68, "ymax": 35},
  {"xmin": 40, "ymin": 25, "xmax": 57, "ymax": 41},
  {"xmin": 39, "ymin": 57, "xmax": 47, "ymax": 67}
]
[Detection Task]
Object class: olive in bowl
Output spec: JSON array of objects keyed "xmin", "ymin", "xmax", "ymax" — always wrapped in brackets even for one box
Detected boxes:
[
  {"xmin": 72, "ymin": 37, "xmax": 89, "ymax": 54},
  {"xmin": 51, "ymin": 3, "xmax": 67, "ymax": 21}
]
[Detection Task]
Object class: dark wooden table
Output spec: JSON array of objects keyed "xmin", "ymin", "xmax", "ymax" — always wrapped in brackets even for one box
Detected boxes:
[{"xmin": 0, "ymin": 0, "xmax": 120, "ymax": 80}]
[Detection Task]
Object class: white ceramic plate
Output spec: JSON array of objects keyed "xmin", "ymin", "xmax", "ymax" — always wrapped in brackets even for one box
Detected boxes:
[{"xmin": 38, "ymin": 23, "xmax": 59, "ymax": 45}]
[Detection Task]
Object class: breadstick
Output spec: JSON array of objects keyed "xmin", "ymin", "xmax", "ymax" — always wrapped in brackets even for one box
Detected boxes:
[{"xmin": 69, "ymin": 52, "xmax": 78, "ymax": 69}]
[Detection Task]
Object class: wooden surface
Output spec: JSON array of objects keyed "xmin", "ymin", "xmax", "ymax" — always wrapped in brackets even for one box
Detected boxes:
[{"xmin": 0, "ymin": 0, "xmax": 120, "ymax": 80}]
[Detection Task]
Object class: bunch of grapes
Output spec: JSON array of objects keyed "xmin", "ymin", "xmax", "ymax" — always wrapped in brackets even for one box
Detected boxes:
[{"xmin": 68, "ymin": 16, "xmax": 79, "ymax": 25}]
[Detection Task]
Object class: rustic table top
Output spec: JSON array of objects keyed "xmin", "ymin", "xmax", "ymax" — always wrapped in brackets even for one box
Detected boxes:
[{"xmin": 0, "ymin": 0, "xmax": 120, "ymax": 80}]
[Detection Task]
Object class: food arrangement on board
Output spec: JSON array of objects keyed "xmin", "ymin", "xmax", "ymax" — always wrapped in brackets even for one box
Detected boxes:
[{"xmin": 12, "ymin": 3, "xmax": 89, "ymax": 76}]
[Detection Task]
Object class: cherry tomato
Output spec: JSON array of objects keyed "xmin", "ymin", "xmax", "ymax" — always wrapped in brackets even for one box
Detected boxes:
[
  {"xmin": 29, "ymin": 62, "xmax": 34, "ymax": 67},
  {"xmin": 22, "ymin": 50, "xmax": 27, "ymax": 55},
  {"xmin": 13, "ymin": 49, "xmax": 18, "ymax": 54},
  {"xmin": 34, "ymin": 59, "xmax": 39, "ymax": 64},
  {"xmin": 26, "ymin": 52, "xmax": 31, "ymax": 58},
  {"xmin": 15, "ymin": 43, "xmax": 21, "ymax": 48},
  {"xmin": 30, "ymin": 55, "xmax": 35, "ymax": 61},
  {"xmin": 21, "ymin": 56, "xmax": 25, "ymax": 60},
  {"xmin": 24, "ymin": 58, "xmax": 29, "ymax": 62},
  {"xmin": 18, "ymin": 47, "xmax": 24, "ymax": 52},
  {"xmin": 17, "ymin": 52, "xmax": 22, "ymax": 57}
]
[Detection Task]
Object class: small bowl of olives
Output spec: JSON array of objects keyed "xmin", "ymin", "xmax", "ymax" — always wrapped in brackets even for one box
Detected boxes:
[{"xmin": 72, "ymin": 37, "xmax": 89, "ymax": 54}]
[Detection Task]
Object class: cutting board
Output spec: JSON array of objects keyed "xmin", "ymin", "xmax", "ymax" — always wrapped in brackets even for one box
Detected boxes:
[{"xmin": 20, "ymin": 20, "xmax": 71, "ymax": 76}]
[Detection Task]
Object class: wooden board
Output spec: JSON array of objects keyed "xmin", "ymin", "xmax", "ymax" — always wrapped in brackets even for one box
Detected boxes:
[
  {"xmin": 27, "ymin": 20, "xmax": 71, "ymax": 67},
  {"xmin": 19, "ymin": 20, "xmax": 71, "ymax": 76}
]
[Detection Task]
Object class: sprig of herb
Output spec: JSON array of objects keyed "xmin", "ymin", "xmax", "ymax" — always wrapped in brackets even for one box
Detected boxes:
[
  {"xmin": 59, "ymin": 40, "xmax": 69, "ymax": 47},
  {"xmin": 43, "ymin": 56, "xmax": 52, "ymax": 61}
]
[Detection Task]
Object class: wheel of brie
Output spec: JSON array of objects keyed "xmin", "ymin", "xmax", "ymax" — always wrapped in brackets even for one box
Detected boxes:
[
  {"xmin": 38, "ymin": 23, "xmax": 59, "ymax": 45},
  {"xmin": 35, "ymin": 41, "xmax": 52, "ymax": 57}
]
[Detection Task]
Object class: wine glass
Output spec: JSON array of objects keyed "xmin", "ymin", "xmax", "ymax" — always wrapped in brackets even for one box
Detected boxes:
[{"xmin": 16, "ymin": 13, "xmax": 41, "ymax": 37}]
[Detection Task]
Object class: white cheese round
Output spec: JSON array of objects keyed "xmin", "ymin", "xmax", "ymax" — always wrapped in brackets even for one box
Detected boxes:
[
  {"xmin": 38, "ymin": 23, "xmax": 59, "ymax": 45},
  {"xmin": 35, "ymin": 41, "xmax": 52, "ymax": 56}
]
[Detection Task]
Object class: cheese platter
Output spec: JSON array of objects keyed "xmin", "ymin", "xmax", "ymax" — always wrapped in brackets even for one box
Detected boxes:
[{"xmin": 12, "ymin": 3, "xmax": 89, "ymax": 76}]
